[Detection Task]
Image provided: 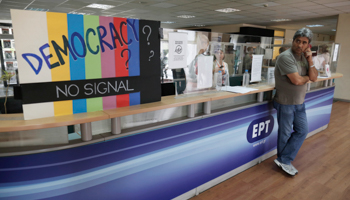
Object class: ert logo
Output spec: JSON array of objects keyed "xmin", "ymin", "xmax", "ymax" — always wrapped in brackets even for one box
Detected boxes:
[{"xmin": 247, "ymin": 115, "xmax": 274, "ymax": 143}]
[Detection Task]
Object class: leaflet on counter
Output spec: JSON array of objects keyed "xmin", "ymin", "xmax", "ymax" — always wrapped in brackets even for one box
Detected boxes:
[{"xmin": 221, "ymin": 86, "xmax": 258, "ymax": 94}]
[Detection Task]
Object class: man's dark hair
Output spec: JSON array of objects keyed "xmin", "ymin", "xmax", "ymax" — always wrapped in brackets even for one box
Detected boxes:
[
  {"xmin": 293, "ymin": 28, "xmax": 313, "ymax": 43},
  {"xmin": 279, "ymin": 46, "xmax": 288, "ymax": 54},
  {"xmin": 319, "ymin": 44, "xmax": 329, "ymax": 53}
]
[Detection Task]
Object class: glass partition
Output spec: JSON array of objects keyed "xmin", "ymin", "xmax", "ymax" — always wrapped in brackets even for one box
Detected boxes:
[
  {"xmin": 161, "ymin": 29, "xmax": 340, "ymax": 96},
  {"xmin": 310, "ymin": 41, "xmax": 339, "ymax": 74},
  {"xmin": 161, "ymin": 29, "xmax": 274, "ymax": 95}
]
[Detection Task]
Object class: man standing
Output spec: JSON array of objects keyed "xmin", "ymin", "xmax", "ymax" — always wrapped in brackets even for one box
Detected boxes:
[{"xmin": 273, "ymin": 28, "xmax": 318, "ymax": 176}]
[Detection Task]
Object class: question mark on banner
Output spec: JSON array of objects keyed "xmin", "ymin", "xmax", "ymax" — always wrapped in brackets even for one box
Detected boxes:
[
  {"xmin": 142, "ymin": 25, "xmax": 151, "ymax": 45},
  {"xmin": 121, "ymin": 49, "xmax": 132, "ymax": 70},
  {"xmin": 149, "ymin": 50, "xmax": 154, "ymax": 61}
]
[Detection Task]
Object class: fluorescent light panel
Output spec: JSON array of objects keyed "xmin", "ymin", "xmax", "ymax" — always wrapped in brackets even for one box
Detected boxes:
[
  {"xmin": 215, "ymin": 8, "xmax": 240, "ymax": 13},
  {"xmin": 306, "ymin": 24, "xmax": 324, "ymax": 27},
  {"xmin": 25, "ymin": 7, "xmax": 49, "ymax": 11},
  {"xmin": 86, "ymin": 3, "xmax": 115, "ymax": 10},
  {"xmin": 194, "ymin": 24, "xmax": 205, "ymax": 27},
  {"xmin": 162, "ymin": 21, "xmax": 176, "ymax": 24},
  {"xmin": 69, "ymin": 11, "xmax": 92, "ymax": 15},
  {"xmin": 271, "ymin": 19, "xmax": 291, "ymax": 22},
  {"xmin": 177, "ymin": 15, "xmax": 195, "ymax": 18}
]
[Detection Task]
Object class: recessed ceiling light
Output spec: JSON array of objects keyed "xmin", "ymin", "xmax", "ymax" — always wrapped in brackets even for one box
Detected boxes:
[
  {"xmin": 69, "ymin": 11, "xmax": 92, "ymax": 15},
  {"xmin": 194, "ymin": 24, "xmax": 205, "ymax": 27},
  {"xmin": 161, "ymin": 21, "xmax": 176, "ymax": 24},
  {"xmin": 86, "ymin": 3, "xmax": 115, "ymax": 10},
  {"xmin": 25, "ymin": 7, "xmax": 49, "ymax": 12},
  {"xmin": 332, "ymin": 29, "xmax": 336, "ymax": 31},
  {"xmin": 271, "ymin": 19, "xmax": 291, "ymax": 22},
  {"xmin": 306, "ymin": 24, "xmax": 324, "ymax": 27},
  {"xmin": 177, "ymin": 15, "xmax": 195, "ymax": 18},
  {"xmin": 215, "ymin": 8, "xmax": 240, "ymax": 13}
]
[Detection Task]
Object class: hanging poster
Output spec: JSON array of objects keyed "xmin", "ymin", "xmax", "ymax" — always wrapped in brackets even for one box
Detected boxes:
[
  {"xmin": 168, "ymin": 32, "xmax": 188, "ymax": 69},
  {"xmin": 11, "ymin": 9, "xmax": 161, "ymax": 120}
]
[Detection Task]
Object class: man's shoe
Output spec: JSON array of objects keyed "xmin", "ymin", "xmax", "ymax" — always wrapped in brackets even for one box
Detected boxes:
[
  {"xmin": 290, "ymin": 164, "xmax": 298, "ymax": 174},
  {"xmin": 274, "ymin": 159, "xmax": 296, "ymax": 176},
  {"xmin": 274, "ymin": 159, "xmax": 282, "ymax": 167},
  {"xmin": 281, "ymin": 164, "xmax": 296, "ymax": 176}
]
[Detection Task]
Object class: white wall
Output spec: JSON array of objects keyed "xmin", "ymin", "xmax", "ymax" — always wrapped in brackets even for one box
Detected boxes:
[{"xmin": 334, "ymin": 13, "xmax": 350, "ymax": 101}]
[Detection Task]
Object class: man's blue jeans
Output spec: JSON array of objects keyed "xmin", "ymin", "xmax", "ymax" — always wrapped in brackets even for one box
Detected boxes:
[{"xmin": 273, "ymin": 100, "xmax": 309, "ymax": 165}]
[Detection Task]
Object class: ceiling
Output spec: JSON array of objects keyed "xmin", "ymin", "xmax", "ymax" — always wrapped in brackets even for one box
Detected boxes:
[{"xmin": 0, "ymin": 0, "xmax": 348, "ymax": 35}]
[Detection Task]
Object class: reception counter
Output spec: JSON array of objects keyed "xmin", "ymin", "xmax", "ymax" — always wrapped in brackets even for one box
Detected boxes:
[
  {"xmin": 0, "ymin": 73, "xmax": 343, "ymax": 200},
  {"xmin": 1, "ymin": 73, "xmax": 342, "ymax": 133}
]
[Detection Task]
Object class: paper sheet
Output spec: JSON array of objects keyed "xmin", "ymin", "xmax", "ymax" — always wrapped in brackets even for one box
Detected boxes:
[
  {"xmin": 333, "ymin": 44, "xmax": 339, "ymax": 62},
  {"xmin": 251, "ymin": 55, "xmax": 263, "ymax": 82},
  {"xmin": 197, "ymin": 56, "xmax": 213, "ymax": 89},
  {"xmin": 221, "ymin": 86, "xmax": 258, "ymax": 94},
  {"xmin": 168, "ymin": 32, "xmax": 188, "ymax": 69},
  {"xmin": 264, "ymin": 49, "xmax": 273, "ymax": 59}
]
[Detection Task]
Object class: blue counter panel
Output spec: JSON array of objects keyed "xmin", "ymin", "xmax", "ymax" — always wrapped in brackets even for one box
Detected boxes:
[{"xmin": 0, "ymin": 87, "xmax": 334, "ymax": 200}]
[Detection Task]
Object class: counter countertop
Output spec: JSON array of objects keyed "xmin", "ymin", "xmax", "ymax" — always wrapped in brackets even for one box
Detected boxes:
[{"xmin": 0, "ymin": 73, "xmax": 343, "ymax": 133}]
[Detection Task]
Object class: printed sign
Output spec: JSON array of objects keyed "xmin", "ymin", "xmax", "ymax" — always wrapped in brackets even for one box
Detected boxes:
[
  {"xmin": 251, "ymin": 55, "xmax": 263, "ymax": 82},
  {"xmin": 168, "ymin": 32, "xmax": 188, "ymax": 69},
  {"xmin": 11, "ymin": 10, "xmax": 161, "ymax": 120}
]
